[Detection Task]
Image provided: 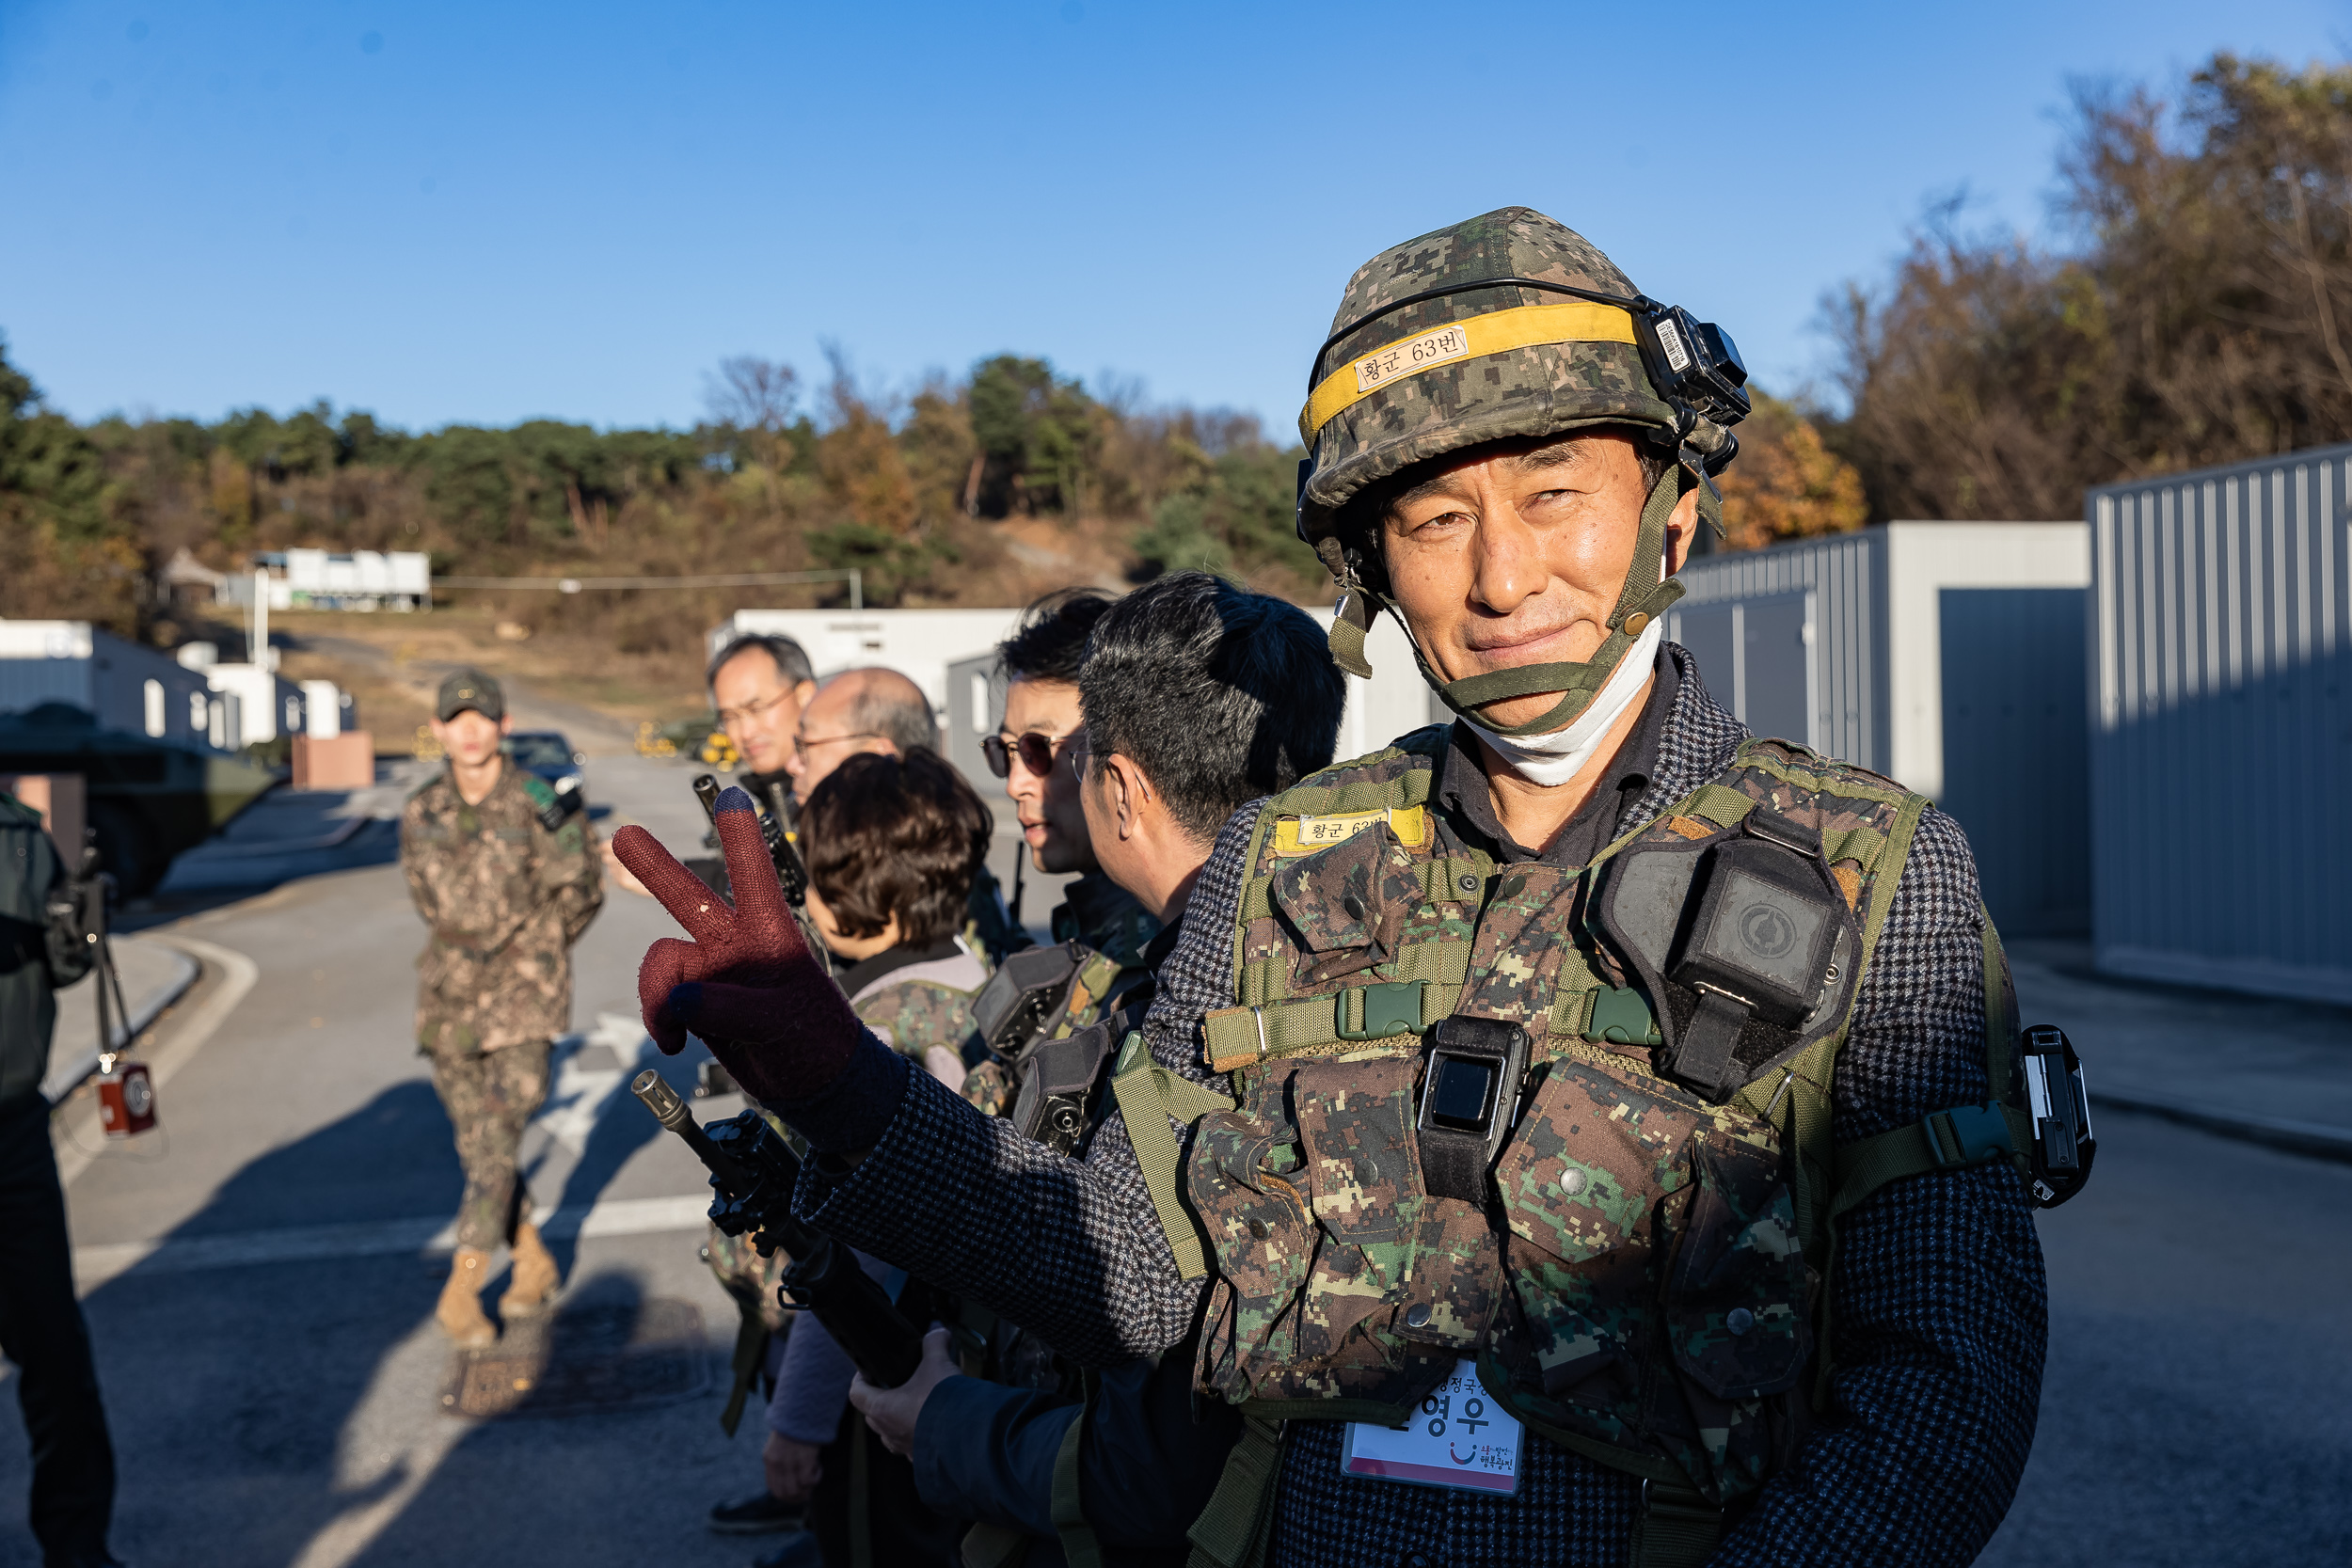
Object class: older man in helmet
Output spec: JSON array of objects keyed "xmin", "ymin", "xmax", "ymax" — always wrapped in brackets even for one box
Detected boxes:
[{"xmin": 612, "ymin": 209, "xmax": 2049, "ymax": 1568}]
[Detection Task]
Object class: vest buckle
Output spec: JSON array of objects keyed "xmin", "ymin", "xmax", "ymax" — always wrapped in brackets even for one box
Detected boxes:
[
  {"xmin": 1920, "ymin": 1102, "xmax": 2014, "ymax": 1170},
  {"xmin": 1333, "ymin": 980, "xmax": 1424, "ymax": 1041}
]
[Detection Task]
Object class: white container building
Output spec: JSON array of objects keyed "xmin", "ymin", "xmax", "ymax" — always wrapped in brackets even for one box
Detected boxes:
[{"xmin": 0, "ymin": 620, "xmax": 227, "ymax": 752}]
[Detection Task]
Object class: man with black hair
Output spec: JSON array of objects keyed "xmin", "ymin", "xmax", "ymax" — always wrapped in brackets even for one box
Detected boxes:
[
  {"xmin": 961, "ymin": 590, "xmax": 1159, "ymax": 1108},
  {"xmin": 701, "ymin": 632, "xmax": 819, "ymax": 890},
  {"xmin": 711, "ymin": 633, "xmax": 819, "ymax": 782}
]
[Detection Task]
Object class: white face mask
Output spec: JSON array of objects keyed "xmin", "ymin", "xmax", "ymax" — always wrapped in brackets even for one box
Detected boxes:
[{"xmin": 1459, "ymin": 616, "xmax": 1664, "ymax": 786}]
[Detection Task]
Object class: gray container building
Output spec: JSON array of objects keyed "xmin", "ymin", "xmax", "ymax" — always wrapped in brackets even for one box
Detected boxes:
[
  {"xmin": 1668, "ymin": 522, "xmax": 2091, "ymax": 936},
  {"xmin": 0, "ymin": 620, "xmax": 223, "ymax": 751},
  {"xmin": 2087, "ymin": 447, "xmax": 2352, "ymax": 1004}
]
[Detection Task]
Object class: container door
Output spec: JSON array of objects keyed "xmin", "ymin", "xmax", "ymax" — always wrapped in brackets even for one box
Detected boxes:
[{"xmin": 1938, "ymin": 587, "xmax": 2090, "ymax": 936}]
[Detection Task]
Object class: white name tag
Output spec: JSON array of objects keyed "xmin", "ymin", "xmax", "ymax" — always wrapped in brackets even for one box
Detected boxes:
[
  {"xmin": 1339, "ymin": 1358, "xmax": 1522, "ymax": 1495},
  {"xmin": 1353, "ymin": 323, "xmax": 1471, "ymax": 394}
]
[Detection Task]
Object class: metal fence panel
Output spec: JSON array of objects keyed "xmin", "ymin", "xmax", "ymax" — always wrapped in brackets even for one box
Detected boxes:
[
  {"xmin": 1671, "ymin": 531, "xmax": 1886, "ymax": 772},
  {"xmin": 2090, "ymin": 446, "xmax": 2352, "ymax": 1003}
]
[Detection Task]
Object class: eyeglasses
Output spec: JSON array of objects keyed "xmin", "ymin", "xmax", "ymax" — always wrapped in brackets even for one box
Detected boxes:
[
  {"xmin": 715, "ymin": 689, "xmax": 795, "ymax": 730},
  {"xmin": 792, "ymin": 730, "xmax": 882, "ymax": 758},
  {"xmin": 983, "ymin": 729, "xmax": 1083, "ymax": 780}
]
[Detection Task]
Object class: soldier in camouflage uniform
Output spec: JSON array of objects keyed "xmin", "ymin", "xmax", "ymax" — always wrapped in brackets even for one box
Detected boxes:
[
  {"xmin": 402, "ymin": 669, "xmax": 604, "ymax": 1348},
  {"xmin": 616, "ymin": 211, "xmax": 2054, "ymax": 1568}
]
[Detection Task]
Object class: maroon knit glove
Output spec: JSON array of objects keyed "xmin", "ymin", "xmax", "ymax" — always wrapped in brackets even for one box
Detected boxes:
[{"xmin": 610, "ymin": 787, "xmax": 863, "ymax": 1104}]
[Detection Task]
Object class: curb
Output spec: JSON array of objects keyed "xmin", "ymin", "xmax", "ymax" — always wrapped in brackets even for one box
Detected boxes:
[{"xmin": 2090, "ymin": 1089, "xmax": 2352, "ymax": 1166}]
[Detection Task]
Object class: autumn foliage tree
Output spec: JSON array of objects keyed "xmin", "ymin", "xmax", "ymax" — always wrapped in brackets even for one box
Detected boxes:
[
  {"xmin": 0, "ymin": 329, "xmax": 1323, "ymax": 647},
  {"xmin": 1714, "ymin": 392, "xmax": 1868, "ymax": 550},
  {"xmin": 1832, "ymin": 52, "xmax": 2352, "ymax": 520},
  {"xmin": 0, "ymin": 338, "xmax": 141, "ymax": 631}
]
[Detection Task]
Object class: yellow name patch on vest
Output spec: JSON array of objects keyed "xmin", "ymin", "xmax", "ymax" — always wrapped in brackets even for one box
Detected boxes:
[{"xmin": 1271, "ymin": 804, "xmax": 1429, "ymax": 858}]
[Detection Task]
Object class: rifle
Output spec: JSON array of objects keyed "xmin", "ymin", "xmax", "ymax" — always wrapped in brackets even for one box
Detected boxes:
[
  {"xmin": 691, "ymin": 772, "xmax": 808, "ymax": 907},
  {"xmin": 631, "ymin": 1069, "xmax": 923, "ymax": 1387}
]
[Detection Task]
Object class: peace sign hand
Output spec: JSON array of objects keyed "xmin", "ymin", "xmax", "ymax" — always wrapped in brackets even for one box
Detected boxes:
[{"xmin": 610, "ymin": 786, "xmax": 865, "ymax": 1105}]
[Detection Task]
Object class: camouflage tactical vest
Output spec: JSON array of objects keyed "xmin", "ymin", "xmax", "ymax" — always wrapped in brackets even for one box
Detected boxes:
[{"xmin": 1169, "ymin": 726, "xmax": 1947, "ymax": 1512}]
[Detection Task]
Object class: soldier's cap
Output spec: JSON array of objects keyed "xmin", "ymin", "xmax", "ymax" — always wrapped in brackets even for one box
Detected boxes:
[
  {"xmin": 1295, "ymin": 205, "xmax": 1739, "ymax": 555},
  {"xmin": 436, "ymin": 668, "xmax": 505, "ymax": 721}
]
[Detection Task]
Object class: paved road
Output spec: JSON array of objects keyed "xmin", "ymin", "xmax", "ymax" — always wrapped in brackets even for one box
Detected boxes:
[
  {"xmin": 5, "ymin": 731, "xmax": 1069, "ymax": 1568},
  {"xmin": 8, "ymin": 751, "xmax": 769, "ymax": 1568},
  {"xmin": 6, "ymin": 740, "xmax": 2344, "ymax": 1564},
  {"xmin": 1979, "ymin": 1108, "xmax": 2352, "ymax": 1567}
]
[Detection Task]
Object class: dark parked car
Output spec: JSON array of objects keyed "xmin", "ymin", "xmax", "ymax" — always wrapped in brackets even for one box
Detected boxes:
[{"xmin": 505, "ymin": 731, "xmax": 587, "ymax": 815}]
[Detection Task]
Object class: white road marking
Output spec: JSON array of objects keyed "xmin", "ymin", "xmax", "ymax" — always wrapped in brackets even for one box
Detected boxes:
[
  {"xmin": 534, "ymin": 1012, "xmax": 651, "ymax": 1156},
  {"xmin": 72, "ymin": 1192, "xmax": 713, "ymax": 1292}
]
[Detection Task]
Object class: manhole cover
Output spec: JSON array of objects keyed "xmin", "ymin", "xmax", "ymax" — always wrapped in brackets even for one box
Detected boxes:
[{"xmin": 440, "ymin": 1297, "xmax": 707, "ymax": 1418}]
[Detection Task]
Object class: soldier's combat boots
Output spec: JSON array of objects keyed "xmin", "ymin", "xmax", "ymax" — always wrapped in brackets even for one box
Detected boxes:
[
  {"xmin": 501, "ymin": 1220, "xmax": 561, "ymax": 1318},
  {"xmin": 436, "ymin": 1247, "xmax": 498, "ymax": 1348}
]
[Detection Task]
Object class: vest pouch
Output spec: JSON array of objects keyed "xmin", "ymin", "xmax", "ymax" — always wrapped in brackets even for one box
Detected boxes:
[
  {"xmin": 1189, "ymin": 1101, "xmax": 1316, "ymax": 1406},
  {"xmin": 1269, "ymin": 820, "xmax": 1422, "ymax": 987},
  {"xmin": 1664, "ymin": 1131, "xmax": 1812, "ymax": 1403},
  {"xmin": 1659, "ymin": 1129, "xmax": 1814, "ymax": 1498},
  {"xmin": 1489, "ymin": 1052, "xmax": 1813, "ymax": 1504},
  {"xmin": 1492, "ymin": 1056, "xmax": 1716, "ymax": 1405},
  {"xmin": 1189, "ymin": 1054, "xmax": 1498, "ymax": 1416}
]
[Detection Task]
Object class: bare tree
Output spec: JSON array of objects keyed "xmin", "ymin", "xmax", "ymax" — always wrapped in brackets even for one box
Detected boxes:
[
  {"xmin": 1832, "ymin": 54, "xmax": 2352, "ymax": 522},
  {"xmin": 704, "ymin": 356, "xmax": 801, "ymax": 434}
]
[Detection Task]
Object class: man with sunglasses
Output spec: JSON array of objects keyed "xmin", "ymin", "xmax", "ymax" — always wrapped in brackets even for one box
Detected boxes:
[{"xmin": 979, "ymin": 592, "xmax": 1162, "ymax": 1044}]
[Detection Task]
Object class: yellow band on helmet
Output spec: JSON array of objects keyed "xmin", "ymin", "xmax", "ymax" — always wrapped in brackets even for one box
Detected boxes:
[{"xmin": 1300, "ymin": 299, "xmax": 1639, "ymax": 440}]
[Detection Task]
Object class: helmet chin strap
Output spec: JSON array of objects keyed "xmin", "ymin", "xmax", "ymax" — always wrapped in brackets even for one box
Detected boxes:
[
  {"xmin": 1458, "ymin": 616, "xmax": 1666, "ymax": 784},
  {"xmin": 1353, "ymin": 461, "xmax": 1688, "ymax": 737}
]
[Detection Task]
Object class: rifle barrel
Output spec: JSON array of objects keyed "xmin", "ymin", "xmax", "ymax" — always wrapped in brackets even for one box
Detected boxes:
[{"xmin": 631, "ymin": 1069, "xmax": 749, "ymax": 1188}]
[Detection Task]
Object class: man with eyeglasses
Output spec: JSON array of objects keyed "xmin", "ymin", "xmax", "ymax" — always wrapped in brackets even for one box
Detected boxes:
[
  {"xmin": 712, "ymin": 633, "xmax": 821, "ymax": 783},
  {"xmin": 607, "ymin": 634, "xmax": 820, "ymax": 911}
]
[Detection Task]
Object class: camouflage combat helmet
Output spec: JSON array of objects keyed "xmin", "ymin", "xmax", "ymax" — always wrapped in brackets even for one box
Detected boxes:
[{"xmin": 1296, "ymin": 206, "xmax": 1751, "ymax": 737}]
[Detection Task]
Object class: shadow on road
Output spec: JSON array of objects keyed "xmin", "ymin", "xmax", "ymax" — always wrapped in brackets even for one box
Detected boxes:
[
  {"xmin": 56, "ymin": 1085, "xmax": 461, "ymax": 1567},
  {"xmin": 529, "ymin": 1035, "xmax": 678, "ymax": 1283},
  {"xmin": 42, "ymin": 1057, "xmax": 695, "ymax": 1568}
]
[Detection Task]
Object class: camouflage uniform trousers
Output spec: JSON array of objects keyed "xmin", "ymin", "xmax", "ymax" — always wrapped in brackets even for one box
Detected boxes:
[{"xmin": 428, "ymin": 1037, "xmax": 552, "ymax": 1252}]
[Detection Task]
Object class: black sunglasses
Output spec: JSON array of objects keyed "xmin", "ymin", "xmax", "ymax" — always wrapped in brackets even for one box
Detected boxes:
[{"xmin": 982, "ymin": 730, "xmax": 1081, "ymax": 779}]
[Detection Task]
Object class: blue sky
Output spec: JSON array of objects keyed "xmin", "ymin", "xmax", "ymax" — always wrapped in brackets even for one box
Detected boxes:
[{"xmin": 2, "ymin": 0, "xmax": 2346, "ymax": 438}]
